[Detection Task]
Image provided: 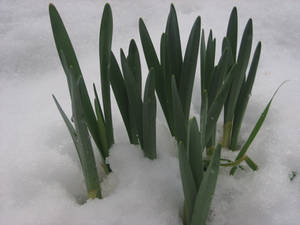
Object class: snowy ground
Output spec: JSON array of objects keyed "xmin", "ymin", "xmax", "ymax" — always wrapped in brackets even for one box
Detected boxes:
[{"xmin": 1, "ymin": 0, "xmax": 300, "ymax": 224}]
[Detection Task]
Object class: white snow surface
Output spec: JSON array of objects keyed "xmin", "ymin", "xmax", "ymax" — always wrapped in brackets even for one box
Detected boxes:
[{"xmin": 1, "ymin": 0, "xmax": 300, "ymax": 224}]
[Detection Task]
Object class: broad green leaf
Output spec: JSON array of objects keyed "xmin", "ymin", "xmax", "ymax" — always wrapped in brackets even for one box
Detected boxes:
[
  {"xmin": 143, "ymin": 68, "xmax": 157, "ymax": 159},
  {"xmin": 187, "ymin": 118, "xmax": 203, "ymax": 189},
  {"xmin": 179, "ymin": 16, "xmax": 201, "ymax": 121},
  {"xmin": 99, "ymin": 3, "xmax": 114, "ymax": 147},
  {"xmin": 191, "ymin": 144, "xmax": 221, "ymax": 225},
  {"xmin": 178, "ymin": 142, "xmax": 197, "ymax": 225}
]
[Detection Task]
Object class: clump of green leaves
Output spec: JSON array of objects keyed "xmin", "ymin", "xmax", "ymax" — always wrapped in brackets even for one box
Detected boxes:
[
  {"xmin": 49, "ymin": 3, "xmax": 114, "ymax": 199},
  {"xmin": 110, "ymin": 41, "xmax": 157, "ymax": 159}
]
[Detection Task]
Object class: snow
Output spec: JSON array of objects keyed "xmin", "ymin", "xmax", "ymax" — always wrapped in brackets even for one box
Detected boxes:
[{"xmin": 1, "ymin": 0, "xmax": 300, "ymax": 224}]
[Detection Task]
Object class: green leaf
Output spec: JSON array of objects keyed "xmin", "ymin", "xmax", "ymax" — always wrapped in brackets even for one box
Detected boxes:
[
  {"xmin": 200, "ymin": 29, "xmax": 206, "ymax": 93},
  {"xmin": 78, "ymin": 78, "xmax": 108, "ymax": 159},
  {"xmin": 231, "ymin": 42, "xmax": 262, "ymax": 150},
  {"xmin": 200, "ymin": 90, "xmax": 208, "ymax": 152},
  {"xmin": 99, "ymin": 3, "xmax": 114, "ymax": 147},
  {"xmin": 109, "ymin": 52, "xmax": 136, "ymax": 144},
  {"xmin": 93, "ymin": 84, "xmax": 109, "ymax": 160},
  {"xmin": 205, "ymin": 64, "xmax": 237, "ymax": 144},
  {"xmin": 49, "ymin": 4, "xmax": 81, "ymax": 99},
  {"xmin": 237, "ymin": 19, "xmax": 253, "ymax": 75},
  {"xmin": 226, "ymin": 7, "xmax": 238, "ymax": 61},
  {"xmin": 179, "ymin": 16, "xmax": 201, "ymax": 121},
  {"xmin": 143, "ymin": 68, "xmax": 157, "ymax": 159},
  {"xmin": 187, "ymin": 118, "xmax": 203, "ymax": 189},
  {"xmin": 230, "ymin": 82, "xmax": 286, "ymax": 174},
  {"xmin": 171, "ymin": 76, "xmax": 187, "ymax": 145},
  {"xmin": 178, "ymin": 142, "xmax": 197, "ymax": 225},
  {"xmin": 121, "ymin": 49, "xmax": 143, "ymax": 146},
  {"xmin": 205, "ymin": 30, "xmax": 216, "ymax": 96},
  {"xmin": 127, "ymin": 39, "xmax": 142, "ymax": 98},
  {"xmin": 191, "ymin": 144, "xmax": 221, "ymax": 225},
  {"xmin": 139, "ymin": 18, "xmax": 160, "ymax": 69},
  {"xmin": 165, "ymin": 4, "xmax": 183, "ymax": 87}
]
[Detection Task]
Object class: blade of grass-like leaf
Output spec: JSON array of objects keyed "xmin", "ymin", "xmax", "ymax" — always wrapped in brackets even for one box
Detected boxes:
[
  {"xmin": 49, "ymin": 4, "xmax": 81, "ymax": 99},
  {"xmin": 127, "ymin": 39, "xmax": 142, "ymax": 98},
  {"xmin": 200, "ymin": 29, "xmax": 206, "ymax": 93},
  {"xmin": 226, "ymin": 7, "xmax": 238, "ymax": 61},
  {"xmin": 230, "ymin": 82, "xmax": 286, "ymax": 175},
  {"xmin": 121, "ymin": 49, "xmax": 143, "ymax": 146},
  {"xmin": 52, "ymin": 95, "xmax": 79, "ymax": 157},
  {"xmin": 99, "ymin": 3, "xmax": 114, "ymax": 147},
  {"xmin": 78, "ymin": 78, "xmax": 107, "ymax": 158},
  {"xmin": 71, "ymin": 73, "xmax": 102, "ymax": 199},
  {"xmin": 205, "ymin": 64, "xmax": 237, "ymax": 145},
  {"xmin": 178, "ymin": 141, "xmax": 197, "ymax": 225},
  {"xmin": 165, "ymin": 4, "xmax": 183, "ymax": 87},
  {"xmin": 191, "ymin": 144, "xmax": 221, "ymax": 225},
  {"xmin": 139, "ymin": 18, "xmax": 160, "ymax": 69},
  {"xmin": 143, "ymin": 68, "xmax": 157, "ymax": 159},
  {"xmin": 205, "ymin": 30, "xmax": 216, "ymax": 96},
  {"xmin": 179, "ymin": 16, "xmax": 201, "ymax": 121},
  {"xmin": 230, "ymin": 42, "xmax": 262, "ymax": 150},
  {"xmin": 200, "ymin": 90, "xmax": 208, "ymax": 152},
  {"xmin": 188, "ymin": 118, "xmax": 203, "ymax": 189},
  {"xmin": 237, "ymin": 19, "xmax": 253, "ymax": 75},
  {"xmin": 109, "ymin": 52, "xmax": 136, "ymax": 144},
  {"xmin": 171, "ymin": 76, "xmax": 187, "ymax": 145}
]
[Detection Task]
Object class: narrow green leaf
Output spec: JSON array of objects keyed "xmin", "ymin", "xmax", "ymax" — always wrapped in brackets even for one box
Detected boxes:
[
  {"xmin": 178, "ymin": 142, "xmax": 197, "ymax": 225},
  {"xmin": 245, "ymin": 156, "xmax": 258, "ymax": 171},
  {"xmin": 230, "ymin": 82, "xmax": 285, "ymax": 174},
  {"xmin": 71, "ymin": 70, "xmax": 102, "ymax": 199},
  {"xmin": 143, "ymin": 68, "xmax": 157, "ymax": 159},
  {"xmin": 205, "ymin": 30, "xmax": 216, "ymax": 94},
  {"xmin": 49, "ymin": 4, "xmax": 81, "ymax": 99},
  {"xmin": 78, "ymin": 78, "xmax": 108, "ymax": 158},
  {"xmin": 179, "ymin": 16, "xmax": 201, "ymax": 121},
  {"xmin": 191, "ymin": 144, "xmax": 221, "ymax": 225},
  {"xmin": 99, "ymin": 3, "xmax": 114, "ymax": 147},
  {"xmin": 127, "ymin": 39, "xmax": 142, "ymax": 97},
  {"xmin": 121, "ymin": 50, "xmax": 143, "ymax": 146},
  {"xmin": 52, "ymin": 95, "xmax": 78, "ymax": 155},
  {"xmin": 109, "ymin": 52, "xmax": 136, "ymax": 144},
  {"xmin": 226, "ymin": 7, "xmax": 238, "ymax": 61},
  {"xmin": 205, "ymin": 64, "xmax": 237, "ymax": 144},
  {"xmin": 165, "ymin": 4, "xmax": 183, "ymax": 87},
  {"xmin": 200, "ymin": 29, "xmax": 206, "ymax": 93},
  {"xmin": 231, "ymin": 42, "xmax": 262, "ymax": 150},
  {"xmin": 187, "ymin": 118, "xmax": 203, "ymax": 189},
  {"xmin": 200, "ymin": 90, "xmax": 208, "ymax": 152},
  {"xmin": 237, "ymin": 18, "xmax": 253, "ymax": 75},
  {"xmin": 139, "ymin": 18, "xmax": 160, "ymax": 69},
  {"xmin": 171, "ymin": 76, "xmax": 187, "ymax": 145}
]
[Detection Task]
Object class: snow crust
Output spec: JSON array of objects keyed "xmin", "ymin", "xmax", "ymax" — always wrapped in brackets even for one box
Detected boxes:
[{"xmin": 1, "ymin": 0, "xmax": 300, "ymax": 224}]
